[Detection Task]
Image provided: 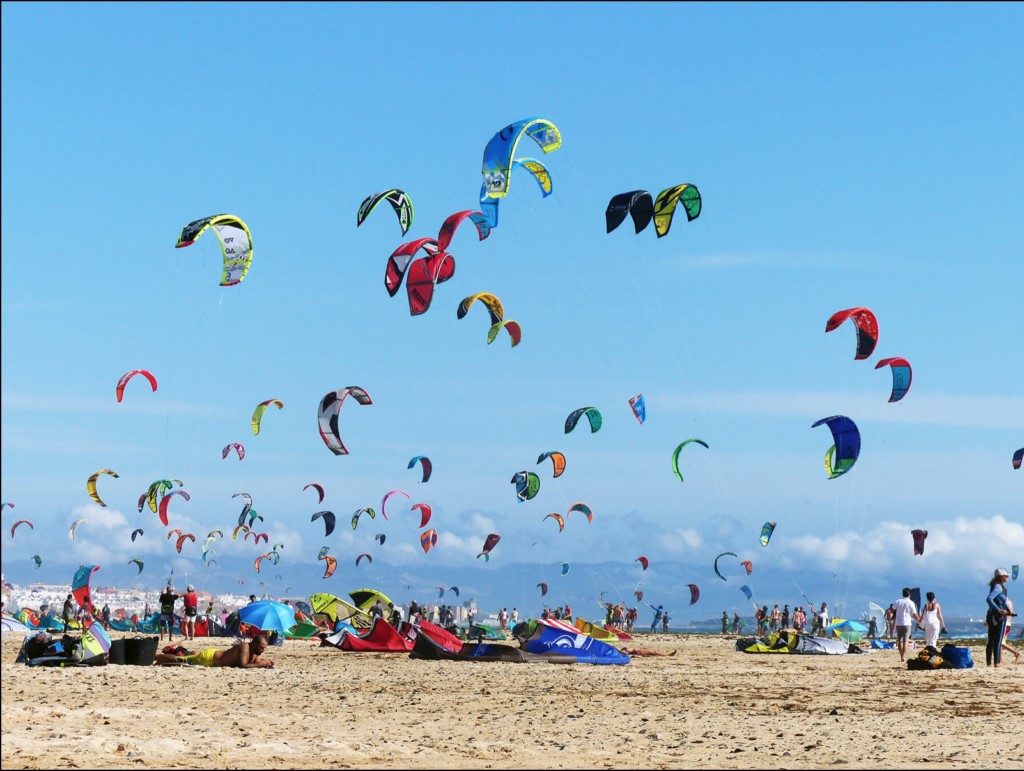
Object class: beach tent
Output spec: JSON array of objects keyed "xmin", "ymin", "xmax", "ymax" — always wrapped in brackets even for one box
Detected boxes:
[{"xmin": 522, "ymin": 618, "xmax": 630, "ymax": 665}]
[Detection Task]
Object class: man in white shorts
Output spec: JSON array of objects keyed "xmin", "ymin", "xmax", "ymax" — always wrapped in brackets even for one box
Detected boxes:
[{"xmin": 893, "ymin": 587, "xmax": 921, "ymax": 662}]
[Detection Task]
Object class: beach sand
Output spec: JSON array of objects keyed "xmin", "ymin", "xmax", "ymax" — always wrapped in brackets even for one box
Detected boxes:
[{"xmin": 2, "ymin": 631, "xmax": 1022, "ymax": 769}]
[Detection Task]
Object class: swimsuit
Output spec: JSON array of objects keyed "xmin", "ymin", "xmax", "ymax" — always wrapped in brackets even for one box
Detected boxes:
[{"xmin": 184, "ymin": 648, "xmax": 217, "ymax": 667}]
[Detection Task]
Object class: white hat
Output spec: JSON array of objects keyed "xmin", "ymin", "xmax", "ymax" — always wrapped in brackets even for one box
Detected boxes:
[
  {"xmin": 994, "ymin": 567, "xmax": 1010, "ymax": 578},
  {"xmin": 187, "ymin": 584, "xmax": 195, "ymax": 592}
]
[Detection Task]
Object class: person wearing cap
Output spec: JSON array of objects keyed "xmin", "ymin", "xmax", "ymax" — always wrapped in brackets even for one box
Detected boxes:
[
  {"xmin": 159, "ymin": 585, "xmax": 179, "ymax": 642},
  {"xmin": 182, "ymin": 585, "xmax": 199, "ymax": 641},
  {"xmin": 986, "ymin": 568, "xmax": 1012, "ymax": 666}
]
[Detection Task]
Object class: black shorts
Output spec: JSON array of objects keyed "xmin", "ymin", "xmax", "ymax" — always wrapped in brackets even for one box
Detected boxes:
[{"xmin": 185, "ymin": 607, "xmax": 198, "ymax": 617}]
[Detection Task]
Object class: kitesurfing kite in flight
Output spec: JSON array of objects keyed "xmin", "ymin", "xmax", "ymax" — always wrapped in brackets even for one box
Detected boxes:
[
  {"xmin": 357, "ymin": 189, "xmax": 414, "ymax": 235},
  {"xmin": 175, "ymin": 214, "xmax": 254, "ymax": 286},
  {"xmin": 825, "ymin": 307, "xmax": 878, "ymax": 360}
]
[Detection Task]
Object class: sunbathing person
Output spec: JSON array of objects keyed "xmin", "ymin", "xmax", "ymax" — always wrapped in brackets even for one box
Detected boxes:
[
  {"xmin": 619, "ymin": 646, "xmax": 677, "ymax": 657},
  {"xmin": 155, "ymin": 634, "xmax": 274, "ymax": 668}
]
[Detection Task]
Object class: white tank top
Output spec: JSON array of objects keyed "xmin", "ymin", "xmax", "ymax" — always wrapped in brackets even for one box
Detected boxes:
[{"xmin": 922, "ymin": 604, "xmax": 939, "ymax": 625}]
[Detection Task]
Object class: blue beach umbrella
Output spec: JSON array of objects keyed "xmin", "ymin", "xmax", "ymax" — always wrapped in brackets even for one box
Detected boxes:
[
  {"xmin": 826, "ymin": 619, "xmax": 867, "ymax": 643},
  {"xmin": 237, "ymin": 600, "xmax": 297, "ymax": 633}
]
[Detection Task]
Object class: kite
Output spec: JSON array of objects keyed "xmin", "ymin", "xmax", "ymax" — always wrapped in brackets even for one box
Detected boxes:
[
  {"xmin": 221, "ymin": 443, "xmax": 245, "ymax": 460},
  {"xmin": 629, "ymin": 393, "xmax": 646, "ymax": 424},
  {"xmin": 86, "ymin": 469, "xmax": 119, "ymax": 506},
  {"xmin": 565, "ymin": 406, "xmax": 602, "ymax": 434},
  {"xmin": 636, "ymin": 556, "xmax": 650, "ymax": 570},
  {"xmin": 448, "ymin": 586, "xmax": 460, "ymax": 598},
  {"xmin": 251, "ymin": 399, "xmax": 283, "ymax": 436},
  {"xmin": 312, "ymin": 510, "xmax": 336, "ymax": 537},
  {"xmin": 511, "ymin": 471, "xmax": 541, "ymax": 502},
  {"xmin": 536, "ymin": 451, "xmax": 566, "ymax": 478},
  {"xmin": 740, "ymin": 585, "xmax": 753, "ymax": 601},
  {"xmin": 72, "ymin": 565, "xmax": 100, "ymax": 608},
  {"xmin": 130, "ymin": 528, "xmax": 144, "ymax": 542},
  {"xmin": 411, "ymin": 503, "xmax": 432, "ymax": 529},
  {"xmin": 486, "ymin": 319, "xmax": 522, "ymax": 348},
  {"xmin": 116, "ymin": 369, "xmax": 158, "ymax": 402},
  {"xmin": 167, "ymin": 529, "xmax": 183, "ymax": 541},
  {"xmin": 544, "ymin": 513, "xmax": 565, "ymax": 533},
  {"xmin": 381, "ymin": 490, "xmax": 410, "ymax": 521},
  {"xmin": 652, "ymin": 184, "xmax": 702, "ymax": 237},
  {"xmin": 538, "ymin": 582, "xmax": 548, "ymax": 597},
  {"xmin": 760, "ymin": 522, "xmax": 777, "ymax": 547},
  {"xmin": 32, "ymin": 554, "xmax": 42, "ymax": 568},
  {"xmin": 355, "ymin": 553, "xmax": 372, "ymax": 566},
  {"xmin": 606, "ymin": 190, "xmax": 654, "ymax": 234},
  {"xmin": 567, "ymin": 502, "xmax": 593, "ymax": 523},
  {"xmin": 158, "ymin": 489, "xmax": 190, "ymax": 527},
  {"xmin": 478, "ymin": 158, "xmax": 554, "ymax": 228},
  {"xmin": 247, "ymin": 510, "xmax": 264, "ymax": 527},
  {"xmin": 175, "ymin": 532, "xmax": 195, "ymax": 554},
  {"xmin": 437, "ymin": 209, "xmax": 492, "ymax": 252},
  {"xmin": 384, "ymin": 237, "xmax": 438, "ymax": 297},
  {"xmin": 233, "ymin": 492, "xmax": 253, "ymax": 525},
  {"xmin": 1, "ymin": 502, "xmax": 13, "ymax": 511},
  {"xmin": 420, "ymin": 529, "xmax": 438, "ymax": 554},
  {"xmin": 318, "ymin": 546, "xmax": 330, "ymax": 559},
  {"xmin": 304, "ymin": 482, "xmax": 326, "ymax": 503},
  {"xmin": 318, "ymin": 387, "xmax": 372, "ymax": 456},
  {"xmin": 145, "ymin": 479, "xmax": 182, "ymax": 514},
  {"xmin": 351, "ymin": 507, "xmax": 376, "ymax": 530},
  {"xmin": 251, "ymin": 532, "xmax": 269, "ymax": 546},
  {"xmin": 207, "ymin": 530, "xmax": 224, "ymax": 541},
  {"xmin": 875, "ymin": 357, "xmax": 913, "ymax": 402},
  {"xmin": 10, "ymin": 520, "xmax": 33, "ymax": 538},
  {"xmin": 436, "ymin": 586, "xmax": 446, "ymax": 599},
  {"xmin": 672, "ymin": 439, "xmax": 709, "ymax": 482},
  {"xmin": 128, "ymin": 558, "xmax": 144, "ymax": 575},
  {"xmin": 825, "ymin": 307, "xmax": 879, "ymax": 360},
  {"xmin": 202, "ymin": 550, "xmax": 216, "ymax": 566},
  {"xmin": 1013, "ymin": 565, "xmax": 1019, "ymax": 581},
  {"xmin": 634, "ymin": 582, "xmax": 645, "ymax": 602},
  {"xmin": 687, "ymin": 584, "xmax": 700, "ymax": 606},
  {"xmin": 1013, "ymin": 448, "xmax": 1023, "ymax": 470},
  {"xmin": 254, "ymin": 554, "xmax": 271, "ymax": 574},
  {"xmin": 457, "ymin": 292, "xmax": 505, "ymax": 327},
  {"xmin": 319, "ymin": 553, "xmax": 337, "ymax": 580},
  {"xmin": 175, "ymin": 214, "xmax": 254, "ymax": 287},
  {"xmin": 357, "ymin": 189, "xmax": 413, "ymax": 235},
  {"xmin": 740, "ymin": 560, "xmax": 753, "ymax": 576},
  {"xmin": 714, "ymin": 551, "xmax": 738, "ymax": 581},
  {"xmin": 911, "ymin": 529, "xmax": 928, "ymax": 556},
  {"xmin": 405, "ymin": 249, "xmax": 456, "ymax": 316},
  {"xmin": 481, "ymin": 117, "xmax": 561, "ymax": 199},
  {"xmin": 70, "ymin": 519, "xmax": 88, "ymax": 541},
  {"xmin": 478, "ymin": 533, "xmax": 501, "ymax": 558},
  {"xmin": 408, "ymin": 455, "xmax": 433, "ymax": 483},
  {"xmin": 812, "ymin": 416, "xmax": 861, "ymax": 479},
  {"xmin": 560, "ymin": 562, "xmax": 570, "ymax": 576},
  {"xmin": 232, "ymin": 525, "xmax": 250, "ymax": 541},
  {"xmin": 375, "ymin": 533, "xmax": 386, "ymax": 545}
]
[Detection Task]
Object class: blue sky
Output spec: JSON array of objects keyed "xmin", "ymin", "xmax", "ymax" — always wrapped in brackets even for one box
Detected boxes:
[{"xmin": 2, "ymin": 3, "xmax": 1021, "ymax": 620}]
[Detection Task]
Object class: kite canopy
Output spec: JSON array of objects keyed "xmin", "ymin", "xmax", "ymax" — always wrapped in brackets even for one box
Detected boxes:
[
  {"xmin": 568, "ymin": 502, "xmax": 593, "ymax": 523},
  {"xmin": 411, "ymin": 503, "xmax": 432, "ymax": 529},
  {"xmin": 478, "ymin": 158, "xmax": 553, "ymax": 228},
  {"xmin": 318, "ymin": 387, "xmax": 372, "ymax": 456},
  {"xmin": 636, "ymin": 556, "xmax": 649, "ymax": 570},
  {"xmin": 303, "ymin": 482, "xmax": 325, "ymax": 503},
  {"xmin": 911, "ymin": 529, "xmax": 928, "ymax": 556},
  {"xmin": 380, "ymin": 490, "xmax": 410, "ymax": 521},
  {"xmin": 311, "ymin": 511, "xmax": 336, "ymax": 537},
  {"xmin": 115, "ymin": 369, "xmax": 157, "ymax": 402},
  {"xmin": 251, "ymin": 399, "xmax": 283, "ymax": 435},
  {"xmin": 385, "ymin": 237, "xmax": 438, "ymax": 298},
  {"xmin": 357, "ymin": 189, "xmax": 413, "ymax": 234},
  {"xmin": 86, "ymin": 469, "xmax": 119, "ymax": 506},
  {"xmin": 175, "ymin": 214, "xmax": 254, "ymax": 286},
  {"xmin": 875, "ymin": 357, "xmax": 913, "ymax": 402},
  {"xmin": 565, "ymin": 407, "xmax": 602, "ymax": 434},
  {"xmin": 629, "ymin": 393, "xmax": 646, "ymax": 424},
  {"xmin": 478, "ymin": 533, "xmax": 501, "ymax": 558},
  {"xmin": 458, "ymin": 292, "xmax": 504, "ymax": 327},
  {"xmin": 714, "ymin": 552, "xmax": 738, "ymax": 581},
  {"xmin": 481, "ymin": 118, "xmax": 562, "ymax": 199},
  {"xmin": 760, "ymin": 522, "xmax": 776, "ymax": 547},
  {"xmin": 687, "ymin": 584, "xmax": 700, "ymax": 605},
  {"xmin": 825, "ymin": 307, "xmax": 879, "ymax": 360},
  {"xmin": 72, "ymin": 565, "xmax": 100, "ymax": 608},
  {"xmin": 221, "ymin": 443, "xmax": 245, "ymax": 461},
  {"xmin": 420, "ymin": 529, "xmax": 438, "ymax": 553},
  {"xmin": 1012, "ymin": 448, "xmax": 1023, "ymax": 470},
  {"xmin": 653, "ymin": 184, "xmax": 702, "ymax": 237},
  {"xmin": 511, "ymin": 471, "xmax": 541, "ymax": 502},
  {"xmin": 319, "ymin": 553, "xmax": 337, "ymax": 579},
  {"xmin": 10, "ymin": 519, "xmax": 33, "ymax": 538},
  {"xmin": 486, "ymin": 319, "xmax": 522, "ymax": 347},
  {"xmin": 606, "ymin": 190, "xmax": 654, "ymax": 234},
  {"xmin": 408, "ymin": 455, "xmax": 433, "ymax": 483},
  {"xmin": 672, "ymin": 439, "xmax": 709, "ymax": 482},
  {"xmin": 536, "ymin": 451, "xmax": 566, "ymax": 478},
  {"xmin": 812, "ymin": 416, "xmax": 861, "ymax": 479},
  {"xmin": 544, "ymin": 513, "xmax": 565, "ymax": 532}
]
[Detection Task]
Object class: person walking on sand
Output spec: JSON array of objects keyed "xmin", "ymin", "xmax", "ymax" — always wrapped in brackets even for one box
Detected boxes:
[
  {"xmin": 894, "ymin": 587, "xmax": 920, "ymax": 662},
  {"xmin": 884, "ymin": 603, "xmax": 896, "ymax": 638},
  {"xmin": 722, "ymin": 611, "xmax": 729, "ymax": 634},
  {"xmin": 919, "ymin": 592, "xmax": 946, "ymax": 649},
  {"xmin": 999, "ymin": 587, "xmax": 1022, "ymax": 665}
]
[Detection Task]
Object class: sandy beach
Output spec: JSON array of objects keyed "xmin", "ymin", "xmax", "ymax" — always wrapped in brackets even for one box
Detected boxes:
[{"xmin": 2, "ymin": 631, "xmax": 1022, "ymax": 770}]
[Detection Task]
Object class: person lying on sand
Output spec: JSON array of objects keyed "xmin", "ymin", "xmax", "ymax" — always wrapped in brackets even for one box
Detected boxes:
[
  {"xmin": 620, "ymin": 646, "xmax": 677, "ymax": 657},
  {"xmin": 155, "ymin": 634, "xmax": 274, "ymax": 668}
]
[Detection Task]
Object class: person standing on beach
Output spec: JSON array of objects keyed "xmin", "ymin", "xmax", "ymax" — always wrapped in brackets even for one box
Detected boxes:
[
  {"xmin": 661, "ymin": 608, "xmax": 671, "ymax": 633},
  {"xmin": 868, "ymin": 616, "xmax": 879, "ymax": 639},
  {"xmin": 732, "ymin": 612, "xmax": 741, "ymax": 634},
  {"xmin": 159, "ymin": 585, "xmax": 179, "ymax": 642},
  {"xmin": 817, "ymin": 602, "xmax": 830, "ymax": 635},
  {"xmin": 182, "ymin": 585, "xmax": 199, "ymax": 641},
  {"xmin": 722, "ymin": 611, "xmax": 729, "ymax": 634},
  {"xmin": 884, "ymin": 604, "xmax": 896, "ymax": 638},
  {"xmin": 650, "ymin": 604, "xmax": 664, "ymax": 632},
  {"xmin": 770, "ymin": 604, "xmax": 782, "ymax": 632},
  {"xmin": 986, "ymin": 568, "xmax": 1012, "ymax": 667},
  {"xmin": 919, "ymin": 592, "xmax": 946, "ymax": 649},
  {"xmin": 781, "ymin": 605, "xmax": 790, "ymax": 630},
  {"xmin": 512, "ymin": 608, "xmax": 519, "ymax": 625},
  {"xmin": 894, "ymin": 587, "xmax": 920, "ymax": 662},
  {"xmin": 61, "ymin": 593, "xmax": 74, "ymax": 632},
  {"xmin": 998, "ymin": 587, "xmax": 1022, "ymax": 664}
]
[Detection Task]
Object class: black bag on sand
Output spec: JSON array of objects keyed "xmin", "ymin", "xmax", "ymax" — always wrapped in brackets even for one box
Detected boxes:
[
  {"xmin": 108, "ymin": 638, "xmax": 127, "ymax": 665},
  {"xmin": 125, "ymin": 636, "xmax": 159, "ymax": 666}
]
